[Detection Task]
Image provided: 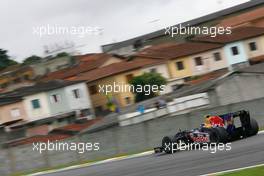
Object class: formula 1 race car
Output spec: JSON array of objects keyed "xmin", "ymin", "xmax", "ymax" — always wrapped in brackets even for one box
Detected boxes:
[{"xmin": 154, "ymin": 110, "xmax": 259, "ymax": 154}]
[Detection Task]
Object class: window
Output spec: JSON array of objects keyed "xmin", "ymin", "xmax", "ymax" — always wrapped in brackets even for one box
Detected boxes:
[
  {"xmin": 194, "ymin": 57, "xmax": 203, "ymax": 66},
  {"xmin": 231, "ymin": 46, "xmax": 239, "ymax": 55},
  {"xmin": 213, "ymin": 52, "xmax": 222, "ymax": 61},
  {"xmin": 125, "ymin": 97, "xmax": 132, "ymax": 105},
  {"xmin": 150, "ymin": 68, "xmax": 157, "ymax": 73},
  {"xmin": 31, "ymin": 99, "xmax": 41, "ymax": 109},
  {"xmin": 50, "ymin": 94, "xmax": 61, "ymax": 103},
  {"xmin": 176, "ymin": 61, "xmax": 184, "ymax": 70},
  {"xmin": 72, "ymin": 89, "xmax": 81, "ymax": 99},
  {"xmin": 249, "ymin": 42, "xmax": 257, "ymax": 51},
  {"xmin": 126, "ymin": 74, "xmax": 134, "ymax": 83},
  {"xmin": 89, "ymin": 85, "xmax": 97, "ymax": 95},
  {"xmin": 10, "ymin": 108, "xmax": 21, "ymax": 118}
]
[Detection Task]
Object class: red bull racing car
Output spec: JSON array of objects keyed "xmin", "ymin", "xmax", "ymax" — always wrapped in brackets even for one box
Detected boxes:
[{"xmin": 154, "ymin": 110, "xmax": 259, "ymax": 154}]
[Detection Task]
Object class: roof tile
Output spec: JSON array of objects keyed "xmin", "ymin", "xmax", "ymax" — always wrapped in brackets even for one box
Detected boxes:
[{"xmin": 192, "ymin": 26, "xmax": 264, "ymax": 43}]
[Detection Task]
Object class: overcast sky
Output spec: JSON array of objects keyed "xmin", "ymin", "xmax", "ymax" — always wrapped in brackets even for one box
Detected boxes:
[{"xmin": 0, "ymin": 0, "xmax": 249, "ymax": 62}]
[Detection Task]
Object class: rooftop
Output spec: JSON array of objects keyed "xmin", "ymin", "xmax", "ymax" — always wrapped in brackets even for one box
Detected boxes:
[
  {"xmin": 217, "ymin": 6, "xmax": 264, "ymax": 28},
  {"xmin": 9, "ymin": 111, "xmax": 76, "ymax": 129},
  {"xmin": 42, "ymin": 53, "xmax": 120, "ymax": 81},
  {"xmin": 136, "ymin": 42, "xmax": 223, "ymax": 59},
  {"xmin": 0, "ymin": 80, "xmax": 83, "ymax": 99},
  {"xmin": 0, "ymin": 65, "xmax": 32, "ymax": 76},
  {"xmin": 50, "ymin": 118, "xmax": 101, "ymax": 134},
  {"xmin": 102, "ymin": 0, "xmax": 264, "ymax": 52},
  {"xmin": 0, "ymin": 96, "xmax": 23, "ymax": 106},
  {"xmin": 192, "ymin": 26, "xmax": 264, "ymax": 44},
  {"xmin": 74, "ymin": 58, "xmax": 166, "ymax": 82}
]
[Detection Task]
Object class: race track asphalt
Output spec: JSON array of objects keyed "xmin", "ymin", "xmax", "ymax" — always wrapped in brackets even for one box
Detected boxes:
[{"xmin": 40, "ymin": 133, "xmax": 264, "ymax": 176}]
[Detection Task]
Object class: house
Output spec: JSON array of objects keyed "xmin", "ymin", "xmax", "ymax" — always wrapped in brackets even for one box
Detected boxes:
[
  {"xmin": 101, "ymin": 0, "xmax": 264, "ymax": 56},
  {"xmin": 0, "ymin": 97, "xmax": 28, "ymax": 124},
  {"xmin": 243, "ymin": 33, "xmax": 264, "ymax": 65},
  {"xmin": 0, "ymin": 80, "xmax": 94, "ymax": 140},
  {"xmin": 136, "ymin": 42, "xmax": 229, "ymax": 89},
  {"xmin": 73, "ymin": 58, "xmax": 167, "ymax": 114},
  {"xmin": 41, "ymin": 53, "xmax": 123, "ymax": 81},
  {"xmin": 193, "ymin": 26, "xmax": 264, "ymax": 69},
  {"xmin": 42, "ymin": 53, "xmax": 170, "ymax": 114},
  {"xmin": 1, "ymin": 80, "xmax": 93, "ymax": 122}
]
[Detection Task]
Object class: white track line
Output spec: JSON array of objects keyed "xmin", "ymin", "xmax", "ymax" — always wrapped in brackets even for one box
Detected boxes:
[
  {"xmin": 199, "ymin": 163, "xmax": 264, "ymax": 176},
  {"xmin": 258, "ymin": 130, "xmax": 264, "ymax": 134}
]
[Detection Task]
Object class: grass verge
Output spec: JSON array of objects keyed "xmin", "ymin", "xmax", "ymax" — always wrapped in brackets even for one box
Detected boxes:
[{"xmin": 218, "ymin": 165, "xmax": 264, "ymax": 176}]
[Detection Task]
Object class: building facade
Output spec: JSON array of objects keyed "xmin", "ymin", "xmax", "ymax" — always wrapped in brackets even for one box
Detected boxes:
[
  {"xmin": 0, "ymin": 100, "xmax": 28, "ymax": 124},
  {"xmin": 189, "ymin": 48, "xmax": 228, "ymax": 75},
  {"xmin": 224, "ymin": 41, "xmax": 249, "ymax": 69},
  {"xmin": 23, "ymin": 82, "xmax": 93, "ymax": 121}
]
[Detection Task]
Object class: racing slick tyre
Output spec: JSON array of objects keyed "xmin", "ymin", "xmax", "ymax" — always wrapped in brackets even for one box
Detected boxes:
[
  {"xmin": 248, "ymin": 118, "xmax": 259, "ymax": 136},
  {"xmin": 213, "ymin": 127, "xmax": 229, "ymax": 143},
  {"xmin": 204, "ymin": 127, "xmax": 228, "ymax": 143},
  {"xmin": 162, "ymin": 136, "xmax": 175, "ymax": 154}
]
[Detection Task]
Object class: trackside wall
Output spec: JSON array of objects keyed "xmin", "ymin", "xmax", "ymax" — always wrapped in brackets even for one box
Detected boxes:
[{"xmin": 0, "ymin": 97, "xmax": 264, "ymax": 175}]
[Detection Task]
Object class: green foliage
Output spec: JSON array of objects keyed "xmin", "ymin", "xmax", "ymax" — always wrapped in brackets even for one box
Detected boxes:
[
  {"xmin": 129, "ymin": 72, "xmax": 167, "ymax": 102},
  {"xmin": 23, "ymin": 55, "xmax": 42, "ymax": 65},
  {"xmin": 219, "ymin": 165, "xmax": 264, "ymax": 176},
  {"xmin": 0, "ymin": 49, "xmax": 18, "ymax": 70},
  {"xmin": 56, "ymin": 52, "xmax": 69, "ymax": 58}
]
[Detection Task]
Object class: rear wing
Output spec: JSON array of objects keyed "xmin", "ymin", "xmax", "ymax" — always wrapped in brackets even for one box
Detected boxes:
[
  {"xmin": 219, "ymin": 110, "xmax": 251, "ymax": 130},
  {"xmin": 219, "ymin": 110, "xmax": 250, "ymax": 121}
]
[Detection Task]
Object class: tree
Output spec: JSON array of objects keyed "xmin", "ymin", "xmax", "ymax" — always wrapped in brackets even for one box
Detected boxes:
[
  {"xmin": 23, "ymin": 55, "xmax": 42, "ymax": 65},
  {"xmin": 129, "ymin": 72, "xmax": 167, "ymax": 102},
  {"xmin": 0, "ymin": 49, "xmax": 17, "ymax": 70},
  {"xmin": 56, "ymin": 52, "xmax": 69, "ymax": 58}
]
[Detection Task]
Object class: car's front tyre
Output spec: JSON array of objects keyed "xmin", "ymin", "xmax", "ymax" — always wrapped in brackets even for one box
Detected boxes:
[{"xmin": 162, "ymin": 136, "xmax": 175, "ymax": 154}]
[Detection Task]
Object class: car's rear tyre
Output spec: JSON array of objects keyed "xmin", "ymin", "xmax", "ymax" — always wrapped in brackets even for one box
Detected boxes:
[
  {"xmin": 214, "ymin": 127, "xmax": 229, "ymax": 143},
  {"xmin": 162, "ymin": 136, "xmax": 175, "ymax": 154},
  {"xmin": 248, "ymin": 118, "xmax": 259, "ymax": 136},
  {"xmin": 203, "ymin": 128, "xmax": 219, "ymax": 143},
  {"xmin": 204, "ymin": 127, "xmax": 228, "ymax": 143}
]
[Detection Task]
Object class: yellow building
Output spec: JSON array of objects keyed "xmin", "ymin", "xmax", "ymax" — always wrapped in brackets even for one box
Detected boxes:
[
  {"xmin": 243, "ymin": 34, "xmax": 264, "ymax": 64},
  {"xmin": 167, "ymin": 57, "xmax": 193, "ymax": 80},
  {"xmin": 75, "ymin": 58, "xmax": 165, "ymax": 113},
  {"xmin": 136, "ymin": 42, "xmax": 227, "ymax": 84}
]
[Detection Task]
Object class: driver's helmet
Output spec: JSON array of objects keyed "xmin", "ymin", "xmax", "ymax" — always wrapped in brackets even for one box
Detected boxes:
[
  {"xmin": 205, "ymin": 115, "xmax": 211, "ymax": 119},
  {"xmin": 204, "ymin": 115, "xmax": 212, "ymax": 128}
]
